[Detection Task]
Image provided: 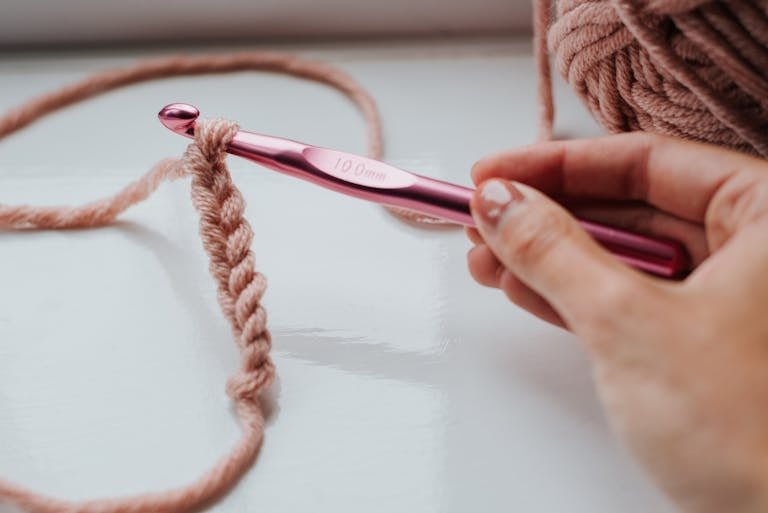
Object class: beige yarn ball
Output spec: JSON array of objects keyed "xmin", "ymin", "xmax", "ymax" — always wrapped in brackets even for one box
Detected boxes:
[{"xmin": 538, "ymin": 0, "xmax": 768, "ymax": 157}]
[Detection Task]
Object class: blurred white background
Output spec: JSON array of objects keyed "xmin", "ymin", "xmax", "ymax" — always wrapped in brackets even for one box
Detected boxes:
[{"xmin": 0, "ymin": 0, "xmax": 532, "ymax": 46}]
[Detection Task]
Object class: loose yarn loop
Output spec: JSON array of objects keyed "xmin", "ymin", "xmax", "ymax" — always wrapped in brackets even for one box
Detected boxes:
[
  {"xmin": 0, "ymin": 51, "xmax": 420, "ymax": 513},
  {"xmin": 0, "ymin": 51, "xmax": 443, "ymax": 229},
  {"xmin": 5, "ymin": 3, "xmax": 768, "ymax": 509},
  {"xmin": 536, "ymin": 0, "xmax": 768, "ymax": 157},
  {"xmin": 0, "ymin": 52, "xmax": 385, "ymax": 231},
  {"xmin": 0, "ymin": 119, "xmax": 270, "ymax": 513}
]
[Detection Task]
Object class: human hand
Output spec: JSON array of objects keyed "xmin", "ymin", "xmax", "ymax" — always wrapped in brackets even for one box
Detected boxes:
[{"xmin": 467, "ymin": 133, "xmax": 768, "ymax": 513}]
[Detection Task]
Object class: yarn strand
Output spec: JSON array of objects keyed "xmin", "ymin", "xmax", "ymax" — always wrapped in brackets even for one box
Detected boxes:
[
  {"xmin": 0, "ymin": 119, "xmax": 270, "ymax": 513},
  {"xmin": 534, "ymin": 0, "xmax": 555, "ymax": 140},
  {"xmin": 0, "ymin": 52, "xmax": 384, "ymax": 231},
  {"xmin": 0, "ymin": 48, "xmax": 447, "ymax": 513},
  {"xmin": 0, "ymin": 51, "xmax": 381, "ymax": 513},
  {"xmin": 0, "ymin": 52, "xmax": 444, "ymax": 229},
  {"xmin": 539, "ymin": 0, "xmax": 768, "ymax": 157},
  {"xmin": 4, "ymin": 2, "xmax": 768, "ymax": 510}
]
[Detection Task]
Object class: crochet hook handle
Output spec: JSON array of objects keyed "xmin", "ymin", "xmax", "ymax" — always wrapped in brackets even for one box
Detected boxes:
[{"xmin": 159, "ymin": 103, "xmax": 690, "ymax": 279}]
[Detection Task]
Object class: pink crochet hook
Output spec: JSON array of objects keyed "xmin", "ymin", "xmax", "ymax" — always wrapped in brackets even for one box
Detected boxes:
[{"xmin": 159, "ymin": 103, "xmax": 690, "ymax": 279}]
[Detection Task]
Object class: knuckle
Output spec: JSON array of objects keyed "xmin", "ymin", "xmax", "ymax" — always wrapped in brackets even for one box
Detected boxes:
[
  {"xmin": 466, "ymin": 248, "xmax": 485, "ymax": 281},
  {"xmin": 498, "ymin": 270, "xmax": 526, "ymax": 303},
  {"xmin": 467, "ymin": 246, "xmax": 499, "ymax": 287},
  {"xmin": 636, "ymin": 131, "xmax": 666, "ymax": 146},
  {"xmin": 577, "ymin": 281, "xmax": 662, "ymax": 350},
  {"xmin": 498, "ymin": 205, "xmax": 572, "ymax": 268},
  {"xmin": 574, "ymin": 284, "xmax": 634, "ymax": 349},
  {"xmin": 706, "ymin": 172, "xmax": 768, "ymax": 242},
  {"xmin": 591, "ymin": 282, "xmax": 635, "ymax": 324},
  {"xmin": 736, "ymin": 178, "xmax": 768, "ymax": 223},
  {"xmin": 633, "ymin": 131, "xmax": 680, "ymax": 153}
]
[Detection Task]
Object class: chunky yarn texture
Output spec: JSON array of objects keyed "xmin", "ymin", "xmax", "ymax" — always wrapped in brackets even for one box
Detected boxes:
[
  {"xmin": 0, "ymin": 118, "xmax": 271, "ymax": 513},
  {"xmin": 3, "ymin": 1, "xmax": 768, "ymax": 510},
  {"xmin": 0, "ymin": 52, "xmax": 387, "ymax": 513},
  {"xmin": 535, "ymin": 0, "xmax": 768, "ymax": 156}
]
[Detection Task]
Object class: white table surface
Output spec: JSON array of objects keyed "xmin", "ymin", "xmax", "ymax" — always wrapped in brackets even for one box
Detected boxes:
[{"xmin": 0, "ymin": 37, "xmax": 675, "ymax": 513}]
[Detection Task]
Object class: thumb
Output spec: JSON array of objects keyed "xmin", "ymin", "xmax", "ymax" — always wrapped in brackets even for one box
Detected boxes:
[{"xmin": 471, "ymin": 179, "xmax": 647, "ymax": 326}]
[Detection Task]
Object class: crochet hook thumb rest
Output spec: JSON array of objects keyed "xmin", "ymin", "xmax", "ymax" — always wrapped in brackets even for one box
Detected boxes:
[{"xmin": 159, "ymin": 103, "xmax": 690, "ymax": 279}]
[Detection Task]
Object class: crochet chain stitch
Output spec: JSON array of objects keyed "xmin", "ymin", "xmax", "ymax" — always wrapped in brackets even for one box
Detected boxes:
[
  {"xmin": 4, "ymin": 1, "xmax": 768, "ymax": 507},
  {"xmin": 0, "ymin": 51, "xmax": 390, "ymax": 513}
]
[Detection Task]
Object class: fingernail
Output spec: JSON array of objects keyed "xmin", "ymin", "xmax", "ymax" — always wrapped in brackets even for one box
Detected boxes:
[{"xmin": 475, "ymin": 179, "xmax": 524, "ymax": 228}]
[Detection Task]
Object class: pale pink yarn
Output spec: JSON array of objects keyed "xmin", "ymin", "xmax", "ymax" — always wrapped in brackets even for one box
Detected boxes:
[
  {"xmin": 0, "ymin": 118, "xmax": 271, "ymax": 513},
  {"xmin": 0, "ymin": 52, "xmax": 387, "ymax": 231},
  {"xmin": 0, "ymin": 52, "xmax": 388, "ymax": 513},
  {"xmin": 3, "ymin": 2, "xmax": 768, "ymax": 509},
  {"xmin": 536, "ymin": 0, "xmax": 768, "ymax": 157}
]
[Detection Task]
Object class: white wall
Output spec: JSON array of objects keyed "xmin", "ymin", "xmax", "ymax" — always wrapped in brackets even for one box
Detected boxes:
[{"xmin": 0, "ymin": 0, "xmax": 533, "ymax": 46}]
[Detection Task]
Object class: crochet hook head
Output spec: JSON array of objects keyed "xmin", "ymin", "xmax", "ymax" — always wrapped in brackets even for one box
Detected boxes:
[
  {"xmin": 158, "ymin": 103, "xmax": 200, "ymax": 136},
  {"xmin": 157, "ymin": 101, "xmax": 475, "ymax": 223},
  {"xmin": 156, "ymin": 102, "xmax": 689, "ymax": 278}
]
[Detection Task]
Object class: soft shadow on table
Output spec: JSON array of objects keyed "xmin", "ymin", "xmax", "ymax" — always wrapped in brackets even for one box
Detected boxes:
[
  {"xmin": 102, "ymin": 221, "xmax": 282, "ymax": 424},
  {"xmin": 272, "ymin": 323, "xmax": 602, "ymax": 428},
  {"xmin": 0, "ymin": 221, "xmax": 280, "ymax": 513},
  {"xmin": 0, "ymin": 219, "xmax": 596, "ymax": 430}
]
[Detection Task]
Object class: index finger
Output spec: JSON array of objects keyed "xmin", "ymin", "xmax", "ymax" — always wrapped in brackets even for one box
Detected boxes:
[{"xmin": 471, "ymin": 132, "xmax": 764, "ymax": 223}]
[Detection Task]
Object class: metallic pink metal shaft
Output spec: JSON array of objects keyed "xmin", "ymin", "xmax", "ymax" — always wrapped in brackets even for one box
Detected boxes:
[{"xmin": 159, "ymin": 103, "xmax": 690, "ymax": 279}]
